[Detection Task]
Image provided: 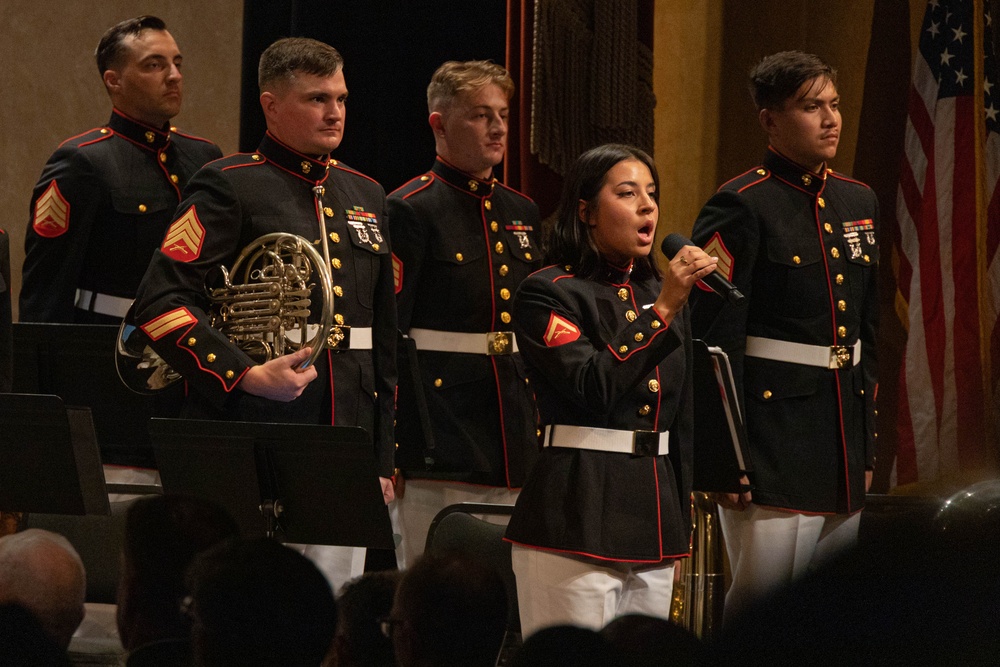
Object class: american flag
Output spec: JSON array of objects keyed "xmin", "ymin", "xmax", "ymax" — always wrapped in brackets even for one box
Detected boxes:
[{"xmin": 894, "ymin": 0, "xmax": 1000, "ymax": 485}]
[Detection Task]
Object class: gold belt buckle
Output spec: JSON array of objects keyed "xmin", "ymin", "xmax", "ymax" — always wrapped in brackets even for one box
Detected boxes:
[
  {"xmin": 487, "ymin": 331, "xmax": 514, "ymax": 355},
  {"xmin": 829, "ymin": 345, "xmax": 851, "ymax": 369},
  {"xmin": 328, "ymin": 325, "xmax": 351, "ymax": 351}
]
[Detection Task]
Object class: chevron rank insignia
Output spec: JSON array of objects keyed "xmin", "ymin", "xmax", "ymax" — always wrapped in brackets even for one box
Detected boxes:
[
  {"xmin": 161, "ymin": 206, "xmax": 205, "ymax": 261},
  {"xmin": 543, "ymin": 312, "xmax": 580, "ymax": 347},
  {"xmin": 142, "ymin": 307, "xmax": 196, "ymax": 340},
  {"xmin": 33, "ymin": 181, "xmax": 70, "ymax": 238},
  {"xmin": 702, "ymin": 231, "xmax": 734, "ymax": 281},
  {"xmin": 392, "ymin": 253, "xmax": 403, "ymax": 294}
]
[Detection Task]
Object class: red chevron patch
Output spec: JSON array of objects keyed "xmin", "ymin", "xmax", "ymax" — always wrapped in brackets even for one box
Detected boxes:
[
  {"xmin": 543, "ymin": 312, "xmax": 580, "ymax": 347},
  {"xmin": 33, "ymin": 181, "xmax": 70, "ymax": 238},
  {"xmin": 161, "ymin": 206, "xmax": 205, "ymax": 262}
]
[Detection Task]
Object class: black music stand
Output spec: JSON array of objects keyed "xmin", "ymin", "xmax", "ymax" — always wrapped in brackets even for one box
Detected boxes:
[
  {"xmin": 692, "ymin": 339, "xmax": 754, "ymax": 493},
  {"xmin": 0, "ymin": 393, "xmax": 110, "ymax": 515},
  {"xmin": 11, "ymin": 322, "xmax": 174, "ymax": 468},
  {"xmin": 148, "ymin": 418, "xmax": 394, "ymax": 549}
]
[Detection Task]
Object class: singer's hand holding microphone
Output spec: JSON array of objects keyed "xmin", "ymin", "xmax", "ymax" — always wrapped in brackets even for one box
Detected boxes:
[{"xmin": 653, "ymin": 233, "xmax": 743, "ymax": 323}]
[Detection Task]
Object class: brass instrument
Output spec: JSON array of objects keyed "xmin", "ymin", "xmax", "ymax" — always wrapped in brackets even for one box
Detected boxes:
[
  {"xmin": 117, "ymin": 187, "xmax": 335, "ymax": 394},
  {"xmin": 670, "ymin": 491, "xmax": 725, "ymax": 640}
]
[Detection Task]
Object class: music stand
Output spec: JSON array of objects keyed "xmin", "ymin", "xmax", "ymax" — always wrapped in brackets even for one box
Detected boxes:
[
  {"xmin": 149, "ymin": 418, "xmax": 394, "ymax": 549},
  {"xmin": 692, "ymin": 339, "xmax": 754, "ymax": 493},
  {"xmin": 11, "ymin": 322, "xmax": 179, "ymax": 468},
  {"xmin": 0, "ymin": 393, "xmax": 110, "ymax": 515}
]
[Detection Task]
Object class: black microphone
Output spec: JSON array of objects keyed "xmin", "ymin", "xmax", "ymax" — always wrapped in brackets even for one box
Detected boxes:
[{"xmin": 661, "ymin": 233, "xmax": 745, "ymax": 305}]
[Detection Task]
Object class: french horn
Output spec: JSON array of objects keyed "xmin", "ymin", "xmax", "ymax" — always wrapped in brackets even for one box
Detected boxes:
[{"xmin": 117, "ymin": 187, "xmax": 335, "ymax": 394}]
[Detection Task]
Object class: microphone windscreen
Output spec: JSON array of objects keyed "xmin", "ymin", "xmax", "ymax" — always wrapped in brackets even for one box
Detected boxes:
[{"xmin": 660, "ymin": 233, "xmax": 692, "ymax": 259}]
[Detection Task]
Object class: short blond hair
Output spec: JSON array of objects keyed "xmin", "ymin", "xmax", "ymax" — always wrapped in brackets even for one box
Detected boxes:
[{"xmin": 427, "ymin": 60, "xmax": 514, "ymax": 113}]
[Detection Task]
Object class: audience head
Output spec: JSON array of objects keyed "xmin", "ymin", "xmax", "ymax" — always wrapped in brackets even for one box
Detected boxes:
[
  {"xmin": 427, "ymin": 60, "xmax": 514, "ymax": 178},
  {"xmin": 331, "ymin": 570, "xmax": 402, "ymax": 667},
  {"xmin": 0, "ymin": 528, "xmax": 86, "ymax": 649},
  {"xmin": 116, "ymin": 493, "xmax": 240, "ymax": 651},
  {"xmin": 95, "ymin": 16, "xmax": 183, "ymax": 127},
  {"xmin": 600, "ymin": 614, "xmax": 706, "ymax": 667},
  {"xmin": 186, "ymin": 536, "xmax": 337, "ymax": 666},
  {"xmin": 0, "ymin": 603, "xmax": 72, "ymax": 666},
  {"xmin": 511, "ymin": 625, "xmax": 620, "ymax": 667},
  {"xmin": 390, "ymin": 551, "xmax": 508, "ymax": 667}
]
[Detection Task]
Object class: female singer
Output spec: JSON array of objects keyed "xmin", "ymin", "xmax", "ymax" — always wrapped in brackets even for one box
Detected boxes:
[{"xmin": 505, "ymin": 144, "xmax": 717, "ymax": 635}]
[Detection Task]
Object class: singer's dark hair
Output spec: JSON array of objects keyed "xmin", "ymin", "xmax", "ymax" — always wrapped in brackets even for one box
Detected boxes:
[{"xmin": 546, "ymin": 143, "xmax": 660, "ymax": 280}]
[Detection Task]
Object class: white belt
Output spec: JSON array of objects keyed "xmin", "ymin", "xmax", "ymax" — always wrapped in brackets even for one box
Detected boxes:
[
  {"xmin": 327, "ymin": 325, "xmax": 372, "ymax": 351},
  {"xmin": 75, "ymin": 289, "xmax": 132, "ymax": 319},
  {"xmin": 745, "ymin": 336, "xmax": 861, "ymax": 370},
  {"xmin": 408, "ymin": 328, "xmax": 518, "ymax": 355},
  {"xmin": 544, "ymin": 424, "xmax": 669, "ymax": 456}
]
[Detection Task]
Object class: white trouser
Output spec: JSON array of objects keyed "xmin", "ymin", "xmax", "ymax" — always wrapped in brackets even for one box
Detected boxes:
[
  {"xmin": 394, "ymin": 480, "xmax": 519, "ymax": 569},
  {"xmin": 287, "ymin": 544, "xmax": 366, "ymax": 597},
  {"xmin": 511, "ymin": 545, "xmax": 676, "ymax": 639},
  {"xmin": 719, "ymin": 504, "xmax": 861, "ymax": 621}
]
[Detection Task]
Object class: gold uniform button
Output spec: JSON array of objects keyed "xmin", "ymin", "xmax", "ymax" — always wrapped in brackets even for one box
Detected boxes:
[
  {"xmin": 792, "ymin": 255, "xmax": 801, "ymax": 264},
  {"xmin": 490, "ymin": 221, "xmax": 499, "ymax": 233},
  {"xmin": 650, "ymin": 320, "xmax": 661, "ymax": 329},
  {"xmin": 756, "ymin": 168, "xmax": 767, "ymax": 175},
  {"xmin": 455, "ymin": 253, "xmax": 464, "ymax": 262},
  {"xmin": 838, "ymin": 326, "xmax": 847, "ymax": 338},
  {"xmin": 836, "ymin": 273, "xmax": 845, "ymax": 285},
  {"xmin": 170, "ymin": 174, "xmax": 178, "ymax": 183},
  {"xmin": 499, "ymin": 264, "xmax": 509, "ymax": 277},
  {"xmin": 330, "ymin": 232, "xmax": 341, "ymax": 243},
  {"xmin": 159, "ymin": 152, "xmax": 168, "ymax": 163},
  {"xmin": 145, "ymin": 131, "xmax": 155, "ymax": 143},
  {"xmin": 619, "ymin": 345, "xmax": 629, "ymax": 354},
  {"xmin": 206, "ymin": 353, "xmax": 216, "ymax": 363},
  {"xmin": 251, "ymin": 154, "xmax": 262, "ymax": 161},
  {"xmin": 536, "ymin": 428, "xmax": 542, "ymax": 437},
  {"xmin": 838, "ymin": 300, "xmax": 847, "ymax": 311},
  {"xmin": 138, "ymin": 204, "xmax": 147, "ymax": 213},
  {"xmin": 824, "ymin": 223, "xmax": 833, "ymax": 233},
  {"xmin": 485, "ymin": 200, "xmax": 492, "ymax": 210},
  {"xmin": 332, "ymin": 258, "xmax": 342, "ymax": 270},
  {"xmin": 763, "ymin": 390, "xmax": 773, "ymax": 399},
  {"xmin": 335, "ymin": 314, "xmax": 345, "ymax": 325},
  {"xmin": 324, "ymin": 207, "xmax": 334, "ymax": 218},
  {"xmin": 831, "ymin": 247, "xmax": 840, "ymax": 259},
  {"xmin": 468, "ymin": 180, "xmax": 478, "ymax": 192},
  {"xmin": 801, "ymin": 174, "xmax": 812, "ymax": 186},
  {"xmin": 420, "ymin": 175, "xmax": 430, "ymax": 181},
  {"xmin": 648, "ymin": 379, "xmax": 660, "ymax": 393},
  {"xmin": 225, "ymin": 370, "xmax": 234, "ymax": 379},
  {"xmin": 525, "ymin": 252, "xmax": 532, "ymax": 260},
  {"xmin": 500, "ymin": 288, "xmax": 511, "ymax": 300},
  {"xmin": 617, "ymin": 288, "xmax": 629, "ymax": 301},
  {"xmin": 638, "ymin": 404, "xmax": 651, "ymax": 416},
  {"xmin": 495, "ymin": 242, "xmax": 504, "ymax": 254},
  {"xmin": 187, "ymin": 337, "xmax": 197, "ymax": 346},
  {"xmin": 501, "ymin": 312, "xmax": 511, "ymax": 324},
  {"xmin": 334, "ymin": 286, "xmax": 344, "ymax": 297},
  {"xmin": 330, "ymin": 159, "xmax": 338, "ymax": 166},
  {"xmin": 818, "ymin": 197, "xmax": 826, "ymax": 208},
  {"xmin": 864, "ymin": 254, "xmax": 870, "ymax": 262},
  {"xmin": 634, "ymin": 333, "xmax": 644, "ymax": 342},
  {"xmin": 372, "ymin": 243, "xmax": 380, "ymax": 251},
  {"xmin": 100, "ymin": 128, "xmax": 109, "ymax": 134},
  {"xmin": 625, "ymin": 310, "xmax": 637, "ymax": 322},
  {"xmin": 301, "ymin": 161, "xmax": 312, "ymax": 174},
  {"xmin": 434, "ymin": 378, "xmax": 443, "ymax": 388}
]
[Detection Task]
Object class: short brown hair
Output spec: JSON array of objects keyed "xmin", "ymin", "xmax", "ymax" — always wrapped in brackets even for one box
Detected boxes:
[
  {"xmin": 95, "ymin": 15, "xmax": 167, "ymax": 75},
  {"xmin": 748, "ymin": 51, "xmax": 837, "ymax": 111},
  {"xmin": 427, "ymin": 60, "xmax": 514, "ymax": 113},
  {"xmin": 258, "ymin": 37, "xmax": 344, "ymax": 92}
]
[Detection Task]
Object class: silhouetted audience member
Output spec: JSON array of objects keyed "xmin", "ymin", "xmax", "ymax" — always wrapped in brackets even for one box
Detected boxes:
[
  {"xmin": 117, "ymin": 494, "xmax": 240, "ymax": 666},
  {"xmin": 713, "ymin": 481, "xmax": 1000, "ymax": 665},
  {"xmin": 330, "ymin": 570, "xmax": 402, "ymax": 667},
  {"xmin": 0, "ymin": 603, "xmax": 73, "ymax": 666},
  {"xmin": 601, "ymin": 614, "xmax": 707, "ymax": 667},
  {"xmin": 185, "ymin": 537, "xmax": 337, "ymax": 667},
  {"xmin": 510, "ymin": 625, "xmax": 620, "ymax": 666},
  {"xmin": 391, "ymin": 551, "xmax": 508, "ymax": 667},
  {"xmin": 0, "ymin": 528, "xmax": 86, "ymax": 650}
]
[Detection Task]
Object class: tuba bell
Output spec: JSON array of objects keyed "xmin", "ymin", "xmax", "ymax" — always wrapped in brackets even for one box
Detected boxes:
[{"xmin": 117, "ymin": 232, "xmax": 334, "ymax": 394}]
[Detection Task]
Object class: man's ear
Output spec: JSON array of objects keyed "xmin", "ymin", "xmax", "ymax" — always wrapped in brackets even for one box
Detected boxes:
[
  {"xmin": 103, "ymin": 69, "xmax": 121, "ymax": 95},
  {"xmin": 428, "ymin": 111, "xmax": 445, "ymax": 136},
  {"xmin": 758, "ymin": 108, "xmax": 774, "ymax": 134},
  {"xmin": 260, "ymin": 91, "xmax": 277, "ymax": 121}
]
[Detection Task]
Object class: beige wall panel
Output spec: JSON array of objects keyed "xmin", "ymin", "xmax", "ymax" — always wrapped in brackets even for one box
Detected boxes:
[{"xmin": 0, "ymin": 1, "xmax": 243, "ymax": 318}]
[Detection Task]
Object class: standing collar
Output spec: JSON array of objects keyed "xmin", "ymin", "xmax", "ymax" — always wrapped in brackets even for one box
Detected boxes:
[
  {"xmin": 763, "ymin": 147, "xmax": 829, "ymax": 194},
  {"xmin": 597, "ymin": 260, "xmax": 633, "ymax": 285},
  {"xmin": 257, "ymin": 132, "xmax": 331, "ymax": 185},
  {"xmin": 108, "ymin": 109, "xmax": 172, "ymax": 152},
  {"xmin": 431, "ymin": 157, "xmax": 496, "ymax": 197}
]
